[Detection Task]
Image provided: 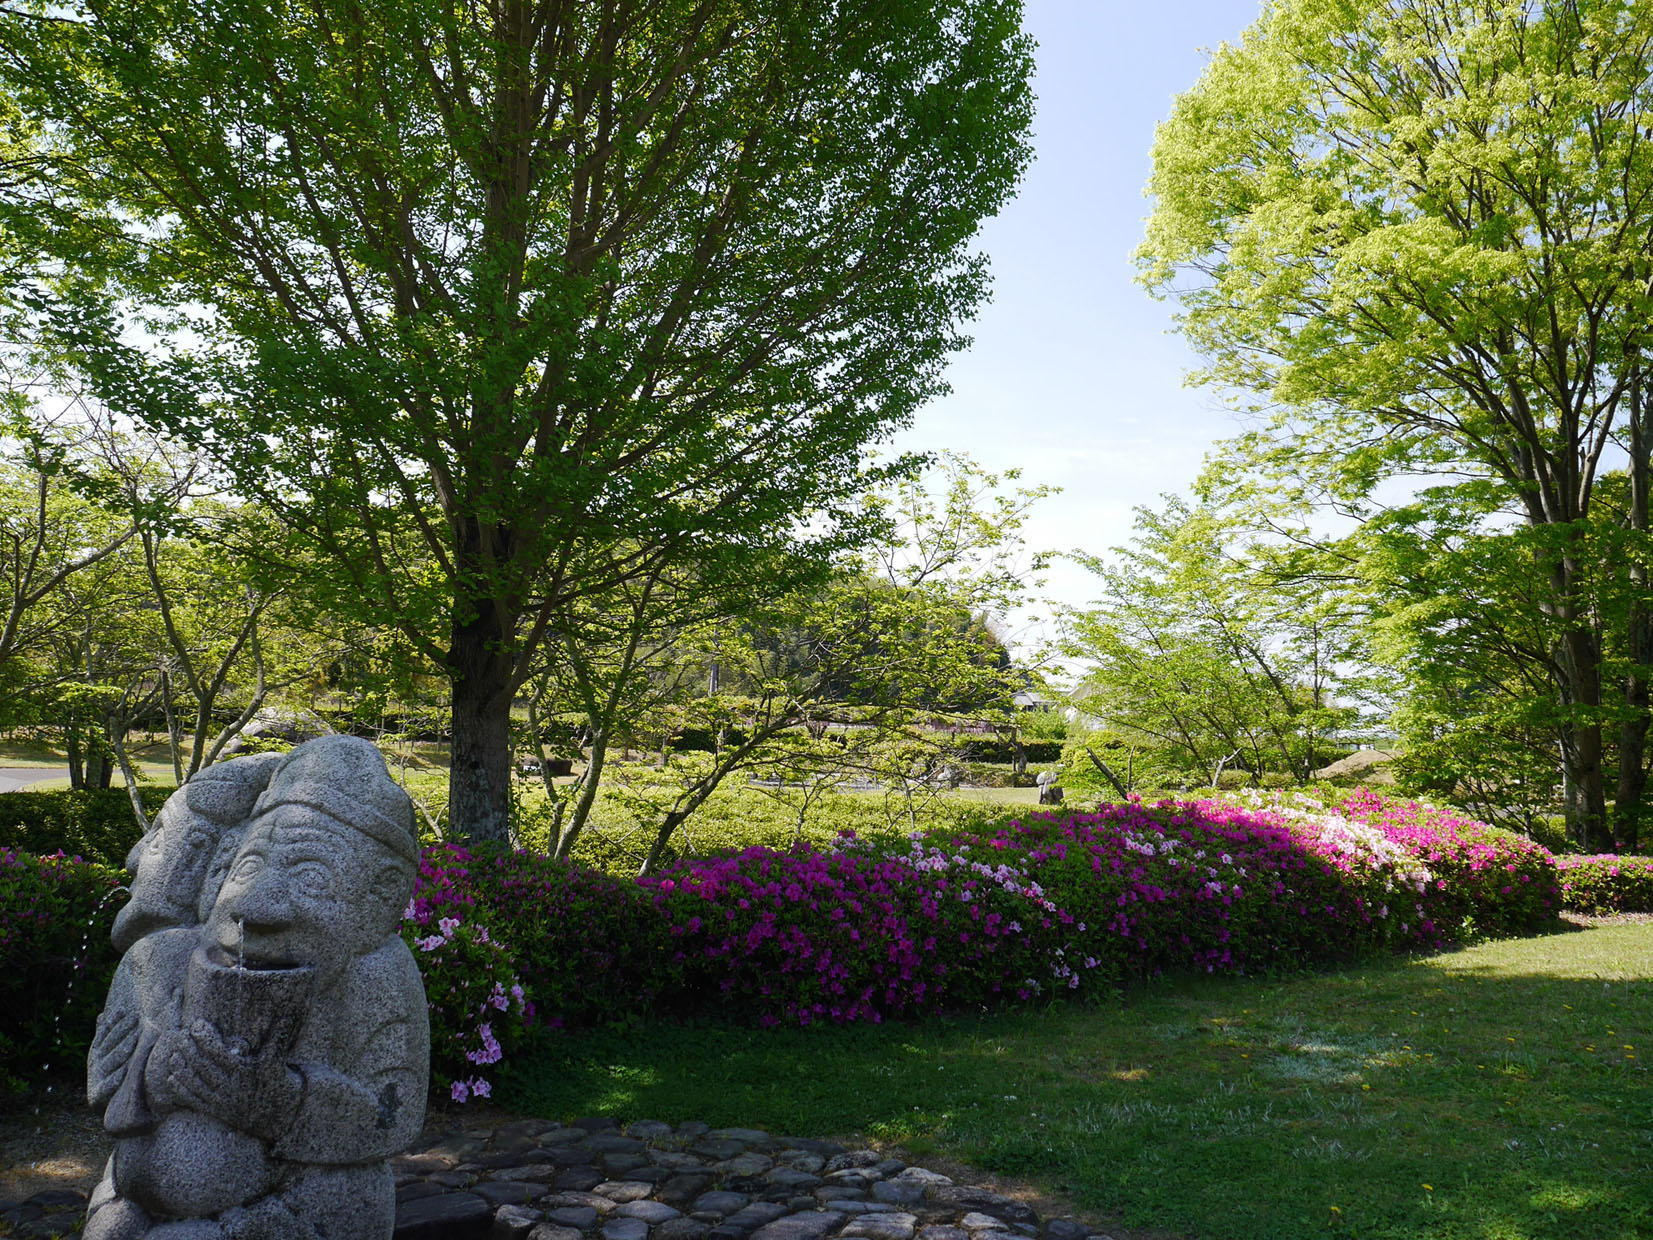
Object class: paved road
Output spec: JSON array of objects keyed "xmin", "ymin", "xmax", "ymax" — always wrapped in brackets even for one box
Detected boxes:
[{"xmin": 0, "ymin": 767, "xmax": 66, "ymax": 792}]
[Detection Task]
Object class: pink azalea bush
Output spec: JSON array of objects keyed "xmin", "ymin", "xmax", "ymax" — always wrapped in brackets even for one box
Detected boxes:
[
  {"xmin": 630, "ymin": 795, "xmax": 1560, "ymax": 1027},
  {"xmin": 1315, "ymin": 790, "xmax": 1559, "ymax": 937},
  {"xmin": 401, "ymin": 845, "xmax": 532, "ymax": 1101},
  {"xmin": 640, "ymin": 839, "xmax": 1096, "ymax": 1026},
  {"xmin": 0, "ymin": 789, "xmax": 1575, "ymax": 1101},
  {"xmin": 1556, "ymin": 853, "xmax": 1653, "ymax": 913},
  {"xmin": 448, "ymin": 845, "xmax": 673, "ymax": 1027},
  {"xmin": 401, "ymin": 906, "xmax": 527, "ymax": 1103},
  {"xmin": 938, "ymin": 801, "xmax": 1424, "ymax": 981},
  {"xmin": 407, "ymin": 795, "xmax": 1563, "ymax": 1057},
  {"xmin": 403, "ymin": 843, "xmax": 670, "ymax": 1099}
]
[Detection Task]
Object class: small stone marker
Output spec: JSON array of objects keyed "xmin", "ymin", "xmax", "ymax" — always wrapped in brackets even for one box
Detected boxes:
[{"xmin": 83, "ymin": 736, "xmax": 430, "ymax": 1239}]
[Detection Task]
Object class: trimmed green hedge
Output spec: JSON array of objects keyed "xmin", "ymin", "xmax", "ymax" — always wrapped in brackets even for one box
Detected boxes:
[
  {"xmin": 0, "ymin": 849, "xmax": 126, "ymax": 1100},
  {"xmin": 0, "ymin": 788, "xmax": 166, "ymax": 867},
  {"xmin": 956, "ymin": 738, "xmax": 1062, "ymax": 765},
  {"xmin": 1557, "ymin": 853, "xmax": 1653, "ymax": 914}
]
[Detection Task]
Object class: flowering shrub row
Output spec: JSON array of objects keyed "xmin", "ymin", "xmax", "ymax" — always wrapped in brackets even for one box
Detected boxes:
[
  {"xmin": 1232, "ymin": 789, "xmax": 1560, "ymax": 940},
  {"xmin": 1324, "ymin": 790, "xmax": 1559, "ymax": 938},
  {"xmin": 640, "ymin": 838, "xmax": 1092, "ymax": 1026},
  {"xmin": 1556, "ymin": 854, "xmax": 1653, "ymax": 914},
  {"xmin": 622, "ymin": 793, "xmax": 1558, "ymax": 1030},
  {"xmin": 0, "ymin": 790, "xmax": 1577, "ymax": 1102},
  {"xmin": 345, "ymin": 795, "xmax": 1572, "ymax": 1082}
]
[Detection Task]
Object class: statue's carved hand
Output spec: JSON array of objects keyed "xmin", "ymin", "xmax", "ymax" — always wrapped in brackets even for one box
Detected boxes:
[
  {"xmin": 143, "ymin": 1027, "xmax": 191, "ymax": 1112},
  {"xmin": 157, "ymin": 1019, "xmax": 302, "ymax": 1141},
  {"xmin": 88, "ymin": 1007, "xmax": 140, "ymax": 1105}
]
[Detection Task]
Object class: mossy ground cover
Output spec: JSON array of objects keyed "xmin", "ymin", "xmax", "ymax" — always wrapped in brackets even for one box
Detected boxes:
[{"xmin": 503, "ymin": 921, "xmax": 1652, "ymax": 1240}]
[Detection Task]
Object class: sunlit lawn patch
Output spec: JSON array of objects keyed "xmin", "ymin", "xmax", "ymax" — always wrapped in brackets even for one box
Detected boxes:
[{"xmin": 504, "ymin": 922, "xmax": 1653, "ymax": 1240}]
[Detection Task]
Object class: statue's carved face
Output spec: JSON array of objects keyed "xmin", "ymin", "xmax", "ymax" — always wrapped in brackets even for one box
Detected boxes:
[
  {"xmin": 203, "ymin": 806, "xmax": 407, "ymax": 987},
  {"xmin": 113, "ymin": 807, "xmax": 231, "ymax": 951}
]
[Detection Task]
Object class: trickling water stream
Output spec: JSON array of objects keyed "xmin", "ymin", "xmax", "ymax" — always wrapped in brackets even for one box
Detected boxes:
[
  {"xmin": 36, "ymin": 879, "xmax": 129, "ymax": 1113},
  {"xmin": 234, "ymin": 915, "xmax": 247, "ymax": 1057}
]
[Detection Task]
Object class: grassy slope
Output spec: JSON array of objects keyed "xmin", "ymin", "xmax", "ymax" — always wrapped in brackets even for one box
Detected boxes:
[
  {"xmin": 0, "ymin": 735, "xmax": 453, "ymax": 787},
  {"xmin": 504, "ymin": 922, "xmax": 1652, "ymax": 1240},
  {"xmin": 0, "ymin": 737, "xmax": 175, "ymax": 785}
]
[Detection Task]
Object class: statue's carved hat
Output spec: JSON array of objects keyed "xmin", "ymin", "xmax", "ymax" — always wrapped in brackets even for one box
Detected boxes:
[{"xmin": 250, "ymin": 736, "xmax": 418, "ymax": 864}]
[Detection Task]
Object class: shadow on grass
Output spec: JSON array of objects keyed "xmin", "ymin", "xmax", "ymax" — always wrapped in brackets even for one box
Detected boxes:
[{"xmin": 503, "ymin": 927, "xmax": 1653, "ymax": 1240}]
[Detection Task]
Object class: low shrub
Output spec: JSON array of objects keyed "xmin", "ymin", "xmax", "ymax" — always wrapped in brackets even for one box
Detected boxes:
[
  {"xmin": 632, "ymin": 793, "xmax": 1560, "ymax": 1027},
  {"xmin": 957, "ymin": 761, "xmax": 1050, "ymax": 788},
  {"xmin": 667, "ymin": 727, "xmax": 751, "ymax": 754},
  {"xmin": 1225, "ymin": 789, "xmax": 1561, "ymax": 939},
  {"xmin": 939, "ymin": 801, "xmax": 1434, "ymax": 983},
  {"xmin": 402, "ymin": 905, "xmax": 529, "ymax": 1104},
  {"xmin": 514, "ymin": 775, "xmax": 956, "ymax": 873},
  {"xmin": 641, "ymin": 839, "xmax": 1095, "ymax": 1025},
  {"xmin": 1556, "ymin": 854, "xmax": 1653, "ymax": 914},
  {"xmin": 957, "ymin": 739, "xmax": 1063, "ymax": 766},
  {"xmin": 0, "ymin": 788, "xmax": 166, "ymax": 868},
  {"xmin": 2, "ymin": 787, "xmax": 1575, "ymax": 1104},
  {"xmin": 1315, "ymin": 790, "xmax": 1559, "ymax": 938},
  {"xmin": 464, "ymin": 847, "xmax": 674, "ymax": 1028},
  {"xmin": 0, "ymin": 848, "xmax": 125, "ymax": 1099},
  {"xmin": 405, "ymin": 843, "xmax": 672, "ymax": 1097}
]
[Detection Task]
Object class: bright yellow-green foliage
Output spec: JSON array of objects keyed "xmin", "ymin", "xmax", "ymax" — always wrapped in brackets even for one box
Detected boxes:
[
  {"xmin": 1140, "ymin": 0, "xmax": 1653, "ymax": 854},
  {"xmin": 400, "ymin": 768, "xmax": 1007, "ymax": 873},
  {"xmin": 1142, "ymin": 0, "xmax": 1653, "ymax": 426}
]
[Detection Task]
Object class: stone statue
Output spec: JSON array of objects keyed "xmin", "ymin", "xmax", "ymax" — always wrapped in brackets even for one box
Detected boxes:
[
  {"xmin": 110, "ymin": 753, "xmax": 284, "ymax": 954},
  {"xmin": 85, "ymin": 737, "xmax": 430, "ymax": 1240}
]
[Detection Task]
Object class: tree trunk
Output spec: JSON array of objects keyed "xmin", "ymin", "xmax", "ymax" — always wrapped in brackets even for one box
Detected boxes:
[
  {"xmin": 554, "ymin": 728, "xmax": 610, "ymax": 862},
  {"xmin": 86, "ymin": 749, "xmax": 114, "ymax": 789},
  {"xmin": 1559, "ymin": 718, "xmax": 1610, "ymax": 851},
  {"xmin": 637, "ymin": 740, "xmax": 762, "ymax": 876},
  {"xmin": 1616, "ymin": 690, "xmax": 1649, "ymax": 854},
  {"xmin": 66, "ymin": 728, "xmax": 85, "ymax": 790},
  {"xmin": 1615, "ymin": 367, "xmax": 1651, "ymax": 854},
  {"xmin": 1083, "ymin": 747, "xmax": 1131, "ymax": 801},
  {"xmin": 111, "ymin": 728, "xmax": 152, "ymax": 834},
  {"xmin": 448, "ymin": 597, "xmax": 517, "ymax": 844},
  {"xmin": 160, "ymin": 667, "xmax": 184, "ymax": 784},
  {"xmin": 641, "ymin": 809, "xmax": 688, "ymax": 876},
  {"xmin": 1556, "ymin": 625, "xmax": 1612, "ymax": 851},
  {"xmin": 1613, "ymin": 596, "xmax": 1651, "ymax": 855}
]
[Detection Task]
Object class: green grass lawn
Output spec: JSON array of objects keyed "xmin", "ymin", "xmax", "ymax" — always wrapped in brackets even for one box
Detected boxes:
[
  {"xmin": 940, "ymin": 785, "xmax": 1041, "ymax": 806},
  {"xmin": 503, "ymin": 922, "xmax": 1653, "ymax": 1240},
  {"xmin": 0, "ymin": 734, "xmax": 452, "ymax": 788},
  {"xmin": 0, "ymin": 736, "xmax": 79, "ymax": 770},
  {"xmin": 0, "ymin": 736, "xmax": 175, "ymax": 786}
]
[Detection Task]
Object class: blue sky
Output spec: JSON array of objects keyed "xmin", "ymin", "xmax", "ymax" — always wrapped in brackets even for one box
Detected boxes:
[{"xmin": 892, "ymin": 0, "xmax": 1266, "ymax": 623}]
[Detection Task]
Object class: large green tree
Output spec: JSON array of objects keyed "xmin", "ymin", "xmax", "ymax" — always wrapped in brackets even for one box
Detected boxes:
[
  {"xmin": 0, "ymin": 419, "xmax": 139, "ymax": 691},
  {"xmin": 1355, "ymin": 470, "xmax": 1652, "ymax": 845},
  {"xmin": 520, "ymin": 452, "xmax": 1051, "ymax": 868},
  {"xmin": 1141, "ymin": 0, "xmax": 1653, "ymax": 849},
  {"xmin": 0, "ymin": 0, "xmax": 1034, "ymax": 841},
  {"xmin": 1065, "ymin": 495, "xmax": 1367, "ymax": 787}
]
